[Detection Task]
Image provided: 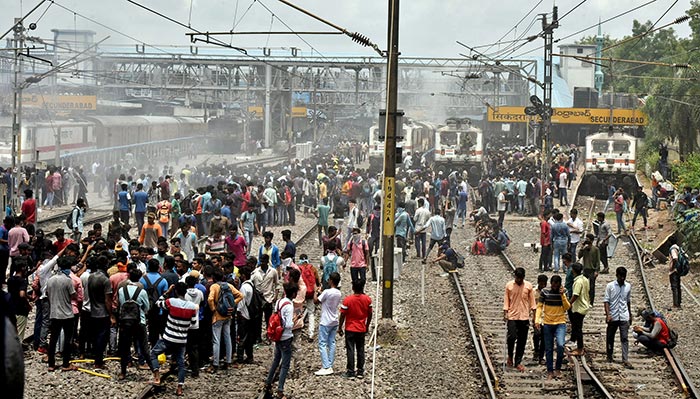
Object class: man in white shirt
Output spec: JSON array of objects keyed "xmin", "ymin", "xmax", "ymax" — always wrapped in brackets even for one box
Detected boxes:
[
  {"xmin": 497, "ymin": 188, "xmax": 508, "ymax": 229},
  {"xmin": 566, "ymin": 208, "xmax": 584, "ymax": 256},
  {"xmin": 413, "ymin": 198, "xmax": 431, "ymax": 259},
  {"xmin": 314, "ymin": 271, "xmax": 342, "ymax": 376},
  {"xmin": 558, "ymin": 171, "xmax": 568, "ymax": 206},
  {"xmin": 603, "ymin": 267, "xmax": 633, "ymax": 368}
]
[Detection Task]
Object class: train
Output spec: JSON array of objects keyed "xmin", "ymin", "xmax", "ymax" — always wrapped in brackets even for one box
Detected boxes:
[
  {"xmin": 433, "ymin": 118, "xmax": 484, "ymax": 185},
  {"xmin": 581, "ymin": 130, "xmax": 638, "ymax": 196},
  {"xmin": 0, "ymin": 115, "xmax": 206, "ymax": 168},
  {"xmin": 368, "ymin": 119, "xmax": 435, "ymax": 171}
]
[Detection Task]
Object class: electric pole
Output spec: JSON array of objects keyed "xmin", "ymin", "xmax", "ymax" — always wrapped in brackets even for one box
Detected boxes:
[
  {"xmin": 541, "ymin": 6, "xmax": 558, "ymax": 183},
  {"xmin": 11, "ymin": 17, "xmax": 26, "ymax": 206},
  {"xmin": 381, "ymin": 0, "xmax": 400, "ymax": 320}
]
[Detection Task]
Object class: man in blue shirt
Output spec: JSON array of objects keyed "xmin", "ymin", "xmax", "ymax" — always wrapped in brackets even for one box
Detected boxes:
[
  {"xmin": 118, "ymin": 184, "xmax": 131, "ymax": 226},
  {"xmin": 394, "ymin": 202, "xmax": 414, "ymax": 265},
  {"xmin": 140, "ymin": 259, "xmax": 169, "ymax": 346},
  {"xmin": 133, "ymin": 183, "xmax": 149, "ymax": 234},
  {"xmin": 456, "ymin": 186, "xmax": 468, "ymax": 227}
]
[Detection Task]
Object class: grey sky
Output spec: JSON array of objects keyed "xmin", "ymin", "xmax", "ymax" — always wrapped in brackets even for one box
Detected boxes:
[{"xmin": 3, "ymin": 0, "xmax": 693, "ymax": 58}]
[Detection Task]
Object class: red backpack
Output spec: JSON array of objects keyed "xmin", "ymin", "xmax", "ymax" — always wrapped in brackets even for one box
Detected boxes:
[
  {"xmin": 267, "ymin": 300, "xmax": 292, "ymax": 342},
  {"xmin": 284, "ymin": 187, "xmax": 292, "ymax": 205},
  {"xmin": 299, "ymin": 264, "xmax": 317, "ymax": 299},
  {"xmin": 471, "ymin": 241, "xmax": 486, "ymax": 255}
]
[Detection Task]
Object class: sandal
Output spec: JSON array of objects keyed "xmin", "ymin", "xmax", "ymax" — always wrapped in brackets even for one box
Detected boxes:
[
  {"xmin": 47, "ymin": 366, "xmax": 56, "ymax": 372},
  {"xmin": 61, "ymin": 365, "xmax": 79, "ymax": 371},
  {"xmin": 176, "ymin": 386, "xmax": 184, "ymax": 396}
]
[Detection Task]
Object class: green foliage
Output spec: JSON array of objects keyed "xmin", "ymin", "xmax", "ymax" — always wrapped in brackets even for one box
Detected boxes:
[
  {"xmin": 675, "ymin": 208, "xmax": 700, "ymax": 255},
  {"xmin": 671, "ymin": 153, "xmax": 700, "ymax": 189}
]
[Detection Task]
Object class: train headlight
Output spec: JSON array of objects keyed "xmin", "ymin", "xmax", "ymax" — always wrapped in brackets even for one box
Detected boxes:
[
  {"xmin": 592, "ymin": 157, "xmax": 597, "ymax": 164},
  {"xmin": 624, "ymin": 159, "xmax": 629, "ymax": 165},
  {"xmin": 440, "ymin": 149, "xmax": 445, "ymax": 155}
]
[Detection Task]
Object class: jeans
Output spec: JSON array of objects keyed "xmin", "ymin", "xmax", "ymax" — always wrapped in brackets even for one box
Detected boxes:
[
  {"xmin": 559, "ymin": 188, "xmax": 568, "ymax": 206},
  {"xmin": 552, "ymin": 239, "xmax": 568, "ymax": 272},
  {"xmin": 457, "ymin": 207, "xmax": 466, "ymax": 225},
  {"xmin": 317, "ymin": 225, "xmax": 328, "ymax": 246},
  {"xmin": 35, "ymin": 298, "xmax": 51, "ymax": 349},
  {"xmin": 186, "ymin": 328, "xmax": 201, "ymax": 376},
  {"xmin": 424, "ymin": 237, "xmax": 443, "ymax": 260},
  {"xmin": 498, "ymin": 210, "xmax": 505, "ymax": 228},
  {"xmin": 287, "ymin": 204, "xmax": 295, "ymax": 225},
  {"xmin": 568, "ymin": 241, "xmax": 579, "ymax": 258},
  {"xmin": 244, "ymin": 230, "xmax": 254, "ymax": 255},
  {"xmin": 368, "ymin": 235, "xmax": 379, "ymax": 281},
  {"xmin": 135, "ymin": 212, "xmax": 146, "ymax": 235},
  {"xmin": 632, "ymin": 208, "xmax": 647, "ymax": 228},
  {"xmin": 118, "ymin": 322, "xmax": 149, "ymax": 374},
  {"xmin": 517, "ymin": 196, "xmax": 525, "ymax": 214},
  {"xmin": 414, "ymin": 232, "xmax": 427, "ymax": 258},
  {"xmin": 637, "ymin": 334, "xmax": 666, "ymax": 352},
  {"xmin": 350, "ymin": 267, "xmax": 367, "ymax": 285},
  {"xmin": 318, "ymin": 324, "xmax": 338, "ymax": 369},
  {"xmin": 48, "ymin": 318, "xmax": 74, "ymax": 368},
  {"xmin": 543, "ymin": 323, "xmax": 566, "ymax": 372},
  {"xmin": 616, "ymin": 211, "xmax": 625, "ymax": 233},
  {"xmin": 159, "ymin": 222, "xmax": 169, "ymax": 239},
  {"xmin": 305, "ymin": 299, "xmax": 316, "ymax": 338},
  {"xmin": 266, "ymin": 337, "xmax": 293, "ymax": 393},
  {"xmin": 265, "ymin": 209, "xmax": 275, "ymax": 230},
  {"xmin": 507, "ymin": 320, "xmax": 529, "ymax": 366},
  {"xmin": 606, "ymin": 320, "xmax": 629, "ymax": 361},
  {"xmin": 78, "ymin": 310, "xmax": 93, "ymax": 355},
  {"xmin": 539, "ymin": 245, "xmax": 552, "ymax": 271},
  {"xmin": 44, "ymin": 191, "xmax": 54, "ymax": 207},
  {"xmin": 92, "ymin": 316, "xmax": 110, "ymax": 366},
  {"xmin": 212, "ymin": 318, "xmax": 232, "ymax": 366},
  {"xmin": 236, "ymin": 317, "xmax": 255, "ymax": 362},
  {"xmin": 570, "ymin": 312, "xmax": 585, "ymax": 350},
  {"xmin": 345, "ymin": 330, "xmax": 366, "ymax": 373},
  {"xmin": 670, "ymin": 272, "xmax": 682, "ymax": 307},
  {"xmin": 150, "ymin": 339, "xmax": 187, "ymax": 384},
  {"xmin": 396, "ymin": 235, "xmax": 407, "ymax": 264}
]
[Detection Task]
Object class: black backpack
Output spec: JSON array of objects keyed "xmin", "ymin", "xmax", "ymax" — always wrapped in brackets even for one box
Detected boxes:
[
  {"xmin": 245, "ymin": 280, "xmax": 264, "ymax": 319},
  {"xmin": 66, "ymin": 207, "xmax": 79, "ymax": 230},
  {"xmin": 119, "ymin": 286, "xmax": 142, "ymax": 323},
  {"xmin": 356, "ymin": 208, "xmax": 365, "ymax": 229},
  {"xmin": 143, "ymin": 275, "xmax": 164, "ymax": 316}
]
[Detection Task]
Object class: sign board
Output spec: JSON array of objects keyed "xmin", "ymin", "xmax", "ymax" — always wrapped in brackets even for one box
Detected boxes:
[
  {"xmin": 383, "ymin": 177, "xmax": 395, "ymax": 236},
  {"xmin": 291, "ymin": 107, "xmax": 307, "ymax": 118},
  {"xmin": 487, "ymin": 106, "xmax": 648, "ymax": 126},
  {"xmin": 23, "ymin": 95, "xmax": 96, "ymax": 111},
  {"xmin": 248, "ymin": 106, "xmax": 263, "ymax": 115}
]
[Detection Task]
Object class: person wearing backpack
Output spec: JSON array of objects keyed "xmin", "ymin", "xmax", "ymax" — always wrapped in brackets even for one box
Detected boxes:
[
  {"xmin": 139, "ymin": 259, "xmax": 169, "ymax": 346},
  {"xmin": 669, "ymin": 237, "xmax": 686, "ymax": 309},
  {"xmin": 207, "ymin": 268, "xmax": 243, "ymax": 373},
  {"xmin": 252, "ymin": 254, "xmax": 279, "ymax": 338},
  {"xmin": 264, "ymin": 282, "xmax": 296, "ymax": 399},
  {"xmin": 236, "ymin": 266, "xmax": 261, "ymax": 364},
  {"xmin": 298, "ymin": 255, "xmax": 320, "ymax": 340},
  {"xmin": 346, "ymin": 227, "xmax": 370, "ymax": 285},
  {"xmin": 69, "ymin": 198, "xmax": 86, "ymax": 242},
  {"xmin": 117, "ymin": 268, "xmax": 150, "ymax": 380},
  {"xmin": 320, "ymin": 241, "xmax": 345, "ymax": 290},
  {"xmin": 314, "ymin": 271, "xmax": 341, "ymax": 376},
  {"xmin": 633, "ymin": 309, "xmax": 673, "ymax": 353}
]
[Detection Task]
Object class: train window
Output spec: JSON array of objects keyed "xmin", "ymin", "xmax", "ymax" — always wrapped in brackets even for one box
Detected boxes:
[
  {"xmin": 591, "ymin": 140, "xmax": 609, "ymax": 153},
  {"xmin": 440, "ymin": 132, "xmax": 458, "ymax": 146},
  {"xmin": 612, "ymin": 141, "xmax": 630, "ymax": 152}
]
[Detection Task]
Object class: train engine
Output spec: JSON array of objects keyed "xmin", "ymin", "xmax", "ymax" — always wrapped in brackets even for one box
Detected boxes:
[
  {"xmin": 434, "ymin": 118, "xmax": 484, "ymax": 185},
  {"xmin": 582, "ymin": 130, "xmax": 637, "ymax": 197}
]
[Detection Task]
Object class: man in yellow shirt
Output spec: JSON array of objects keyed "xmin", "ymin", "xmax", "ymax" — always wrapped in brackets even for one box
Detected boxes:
[
  {"xmin": 535, "ymin": 274, "xmax": 570, "ymax": 380},
  {"xmin": 503, "ymin": 267, "xmax": 536, "ymax": 372},
  {"xmin": 569, "ymin": 263, "xmax": 591, "ymax": 356}
]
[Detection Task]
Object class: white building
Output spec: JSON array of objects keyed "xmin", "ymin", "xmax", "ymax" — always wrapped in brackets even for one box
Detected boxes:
[{"xmin": 558, "ymin": 44, "xmax": 596, "ymax": 93}]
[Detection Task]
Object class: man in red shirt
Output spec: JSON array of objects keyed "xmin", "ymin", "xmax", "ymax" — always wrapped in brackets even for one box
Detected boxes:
[
  {"xmin": 21, "ymin": 189, "xmax": 37, "ymax": 226},
  {"xmin": 53, "ymin": 229, "xmax": 74, "ymax": 254},
  {"xmin": 539, "ymin": 210, "xmax": 552, "ymax": 272},
  {"xmin": 338, "ymin": 280, "xmax": 372, "ymax": 379}
]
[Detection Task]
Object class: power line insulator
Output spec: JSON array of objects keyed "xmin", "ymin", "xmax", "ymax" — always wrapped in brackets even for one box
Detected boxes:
[{"xmin": 349, "ymin": 32, "xmax": 372, "ymax": 47}]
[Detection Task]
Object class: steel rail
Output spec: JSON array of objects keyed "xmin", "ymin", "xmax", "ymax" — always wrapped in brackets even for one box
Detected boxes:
[{"xmin": 450, "ymin": 272, "xmax": 497, "ymax": 398}]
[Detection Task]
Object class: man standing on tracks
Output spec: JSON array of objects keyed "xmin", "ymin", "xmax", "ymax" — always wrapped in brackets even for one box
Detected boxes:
[
  {"xmin": 568, "ymin": 263, "xmax": 591, "ymax": 356},
  {"xmin": 539, "ymin": 210, "xmax": 552, "ymax": 272},
  {"xmin": 578, "ymin": 234, "xmax": 601, "ymax": 305},
  {"xmin": 595, "ymin": 212, "xmax": 612, "ymax": 274},
  {"xmin": 603, "ymin": 266, "xmax": 633, "ymax": 369},
  {"xmin": 503, "ymin": 267, "xmax": 536, "ymax": 372},
  {"xmin": 566, "ymin": 209, "xmax": 584, "ymax": 256},
  {"xmin": 631, "ymin": 185, "xmax": 649, "ymax": 231},
  {"xmin": 535, "ymin": 274, "xmax": 570, "ymax": 380},
  {"xmin": 413, "ymin": 198, "xmax": 431, "ymax": 260},
  {"xmin": 550, "ymin": 212, "xmax": 570, "ymax": 274},
  {"xmin": 497, "ymin": 188, "xmax": 508, "ymax": 229}
]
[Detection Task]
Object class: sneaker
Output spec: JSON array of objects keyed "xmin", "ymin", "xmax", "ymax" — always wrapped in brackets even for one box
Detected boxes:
[
  {"xmin": 623, "ymin": 361, "xmax": 634, "ymax": 369},
  {"xmin": 341, "ymin": 371, "xmax": 355, "ymax": 379},
  {"xmin": 314, "ymin": 368, "xmax": 333, "ymax": 376},
  {"xmin": 356, "ymin": 372, "xmax": 364, "ymax": 379}
]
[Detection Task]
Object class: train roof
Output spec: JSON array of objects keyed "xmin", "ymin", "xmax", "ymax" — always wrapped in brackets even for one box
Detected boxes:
[
  {"xmin": 84, "ymin": 115, "xmax": 204, "ymax": 127},
  {"xmin": 585, "ymin": 131, "xmax": 637, "ymax": 141}
]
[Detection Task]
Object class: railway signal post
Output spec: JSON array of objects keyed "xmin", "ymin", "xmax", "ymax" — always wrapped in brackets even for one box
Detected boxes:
[
  {"xmin": 541, "ymin": 6, "xmax": 558, "ymax": 185},
  {"xmin": 381, "ymin": 0, "xmax": 400, "ymax": 321}
]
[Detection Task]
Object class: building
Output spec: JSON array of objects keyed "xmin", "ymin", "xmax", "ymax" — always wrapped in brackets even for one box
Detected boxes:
[{"xmin": 558, "ymin": 44, "xmax": 596, "ymax": 93}]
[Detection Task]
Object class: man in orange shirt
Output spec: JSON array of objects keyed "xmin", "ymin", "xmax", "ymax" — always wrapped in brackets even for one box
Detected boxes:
[
  {"xmin": 139, "ymin": 213, "xmax": 163, "ymax": 249},
  {"xmin": 503, "ymin": 267, "xmax": 536, "ymax": 372}
]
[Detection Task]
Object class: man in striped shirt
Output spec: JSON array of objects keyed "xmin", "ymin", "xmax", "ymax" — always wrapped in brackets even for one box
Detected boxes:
[
  {"xmin": 148, "ymin": 282, "xmax": 197, "ymax": 396},
  {"xmin": 535, "ymin": 275, "xmax": 570, "ymax": 380}
]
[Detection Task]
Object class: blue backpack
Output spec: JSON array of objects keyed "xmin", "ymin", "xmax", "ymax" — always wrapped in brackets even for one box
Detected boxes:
[
  {"xmin": 322, "ymin": 255, "xmax": 339, "ymax": 289},
  {"xmin": 216, "ymin": 282, "xmax": 236, "ymax": 317}
]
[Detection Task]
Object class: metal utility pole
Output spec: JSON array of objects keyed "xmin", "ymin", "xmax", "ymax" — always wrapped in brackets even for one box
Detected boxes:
[
  {"xmin": 11, "ymin": 18, "xmax": 25, "ymax": 204},
  {"xmin": 540, "ymin": 6, "xmax": 558, "ymax": 183},
  {"xmin": 381, "ymin": 0, "xmax": 399, "ymax": 320}
]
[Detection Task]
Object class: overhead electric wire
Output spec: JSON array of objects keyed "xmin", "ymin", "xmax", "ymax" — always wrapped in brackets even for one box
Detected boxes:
[
  {"xmin": 0, "ymin": 0, "xmax": 47, "ymax": 41},
  {"xmin": 623, "ymin": 0, "xmax": 679, "ymax": 55},
  {"xmin": 509, "ymin": 0, "xmax": 658, "ymax": 59},
  {"xmin": 617, "ymin": 46, "xmax": 700, "ymax": 75},
  {"xmin": 558, "ymin": 0, "xmax": 588, "ymax": 21},
  {"xmin": 481, "ymin": 0, "xmax": 543, "ymax": 55}
]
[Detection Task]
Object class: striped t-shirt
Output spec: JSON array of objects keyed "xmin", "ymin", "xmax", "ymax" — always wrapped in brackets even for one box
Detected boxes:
[
  {"xmin": 156, "ymin": 296, "xmax": 197, "ymax": 344},
  {"xmin": 535, "ymin": 287, "xmax": 570, "ymax": 326}
]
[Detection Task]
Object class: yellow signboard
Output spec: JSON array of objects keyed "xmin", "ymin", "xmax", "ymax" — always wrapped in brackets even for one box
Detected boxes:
[
  {"xmin": 248, "ymin": 106, "xmax": 263, "ymax": 115},
  {"xmin": 383, "ymin": 177, "xmax": 395, "ymax": 236},
  {"xmin": 292, "ymin": 107, "xmax": 307, "ymax": 118},
  {"xmin": 23, "ymin": 95, "xmax": 96, "ymax": 111},
  {"xmin": 487, "ymin": 106, "xmax": 648, "ymax": 126}
]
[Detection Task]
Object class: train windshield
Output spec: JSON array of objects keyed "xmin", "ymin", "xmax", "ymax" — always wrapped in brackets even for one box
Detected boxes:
[
  {"xmin": 463, "ymin": 131, "xmax": 478, "ymax": 149},
  {"xmin": 612, "ymin": 141, "xmax": 630, "ymax": 153},
  {"xmin": 591, "ymin": 140, "xmax": 609, "ymax": 153},
  {"xmin": 440, "ymin": 131, "xmax": 458, "ymax": 147}
]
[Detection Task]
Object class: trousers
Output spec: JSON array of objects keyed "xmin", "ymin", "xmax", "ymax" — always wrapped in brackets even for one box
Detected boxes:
[
  {"xmin": 605, "ymin": 320, "xmax": 629, "ymax": 361},
  {"xmin": 507, "ymin": 320, "xmax": 529, "ymax": 366},
  {"xmin": 345, "ymin": 331, "xmax": 366, "ymax": 373}
]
